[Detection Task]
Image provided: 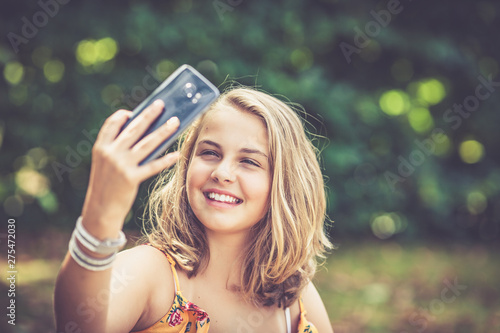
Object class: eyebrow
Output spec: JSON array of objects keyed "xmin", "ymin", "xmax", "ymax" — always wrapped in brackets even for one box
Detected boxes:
[{"xmin": 198, "ymin": 140, "xmax": 268, "ymax": 159}]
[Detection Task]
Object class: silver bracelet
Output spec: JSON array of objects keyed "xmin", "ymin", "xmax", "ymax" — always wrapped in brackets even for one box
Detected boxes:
[
  {"xmin": 74, "ymin": 216, "xmax": 127, "ymax": 255},
  {"xmin": 69, "ymin": 232, "xmax": 116, "ymax": 271}
]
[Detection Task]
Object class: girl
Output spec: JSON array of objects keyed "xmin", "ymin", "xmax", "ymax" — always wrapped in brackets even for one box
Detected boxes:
[{"xmin": 54, "ymin": 86, "xmax": 334, "ymax": 332}]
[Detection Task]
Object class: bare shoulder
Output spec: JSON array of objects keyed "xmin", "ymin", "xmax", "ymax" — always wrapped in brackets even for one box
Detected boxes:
[
  {"xmin": 302, "ymin": 281, "xmax": 334, "ymax": 333},
  {"xmin": 113, "ymin": 244, "xmax": 173, "ymax": 286},
  {"xmin": 107, "ymin": 244, "xmax": 175, "ymax": 332},
  {"xmin": 115, "ymin": 243, "xmax": 172, "ymax": 271}
]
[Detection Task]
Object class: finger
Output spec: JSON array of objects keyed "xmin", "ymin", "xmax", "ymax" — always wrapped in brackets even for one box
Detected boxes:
[
  {"xmin": 96, "ymin": 110, "xmax": 132, "ymax": 144},
  {"xmin": 115, "ymin": 100, "xmax": 165, "ymax": 148},
  {"xmin": 130, "ymin": 116, "xmax": 180, "ymax": 162},
  {"xmin": 136, "ymin": 151, "xmax": 180, "ymax": 181}
]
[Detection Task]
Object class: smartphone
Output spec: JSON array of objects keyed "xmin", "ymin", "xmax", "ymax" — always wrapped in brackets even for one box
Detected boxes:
[{"xmin": 120, "ymin": 64, "xmax": 220, "ymax": 165}]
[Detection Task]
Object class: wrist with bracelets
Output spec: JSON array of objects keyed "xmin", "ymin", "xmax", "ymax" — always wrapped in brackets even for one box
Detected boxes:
[{"xmin": 68, "ymin": 216, "xmax": 127, "ymax": 271}]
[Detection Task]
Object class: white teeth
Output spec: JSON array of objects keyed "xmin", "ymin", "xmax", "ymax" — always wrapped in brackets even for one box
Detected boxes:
[{"xmin": 207, "ymin": 192, "xmax": 239, "ymax": 203}]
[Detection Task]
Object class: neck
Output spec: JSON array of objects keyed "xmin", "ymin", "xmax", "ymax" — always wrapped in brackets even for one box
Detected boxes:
[{"xmin": 202, "ymin": 230, "xmax": 250, "ymax": 288}]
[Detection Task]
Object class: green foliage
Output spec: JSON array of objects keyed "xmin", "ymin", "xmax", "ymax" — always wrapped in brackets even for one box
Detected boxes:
[{"xmin": 1, "ymin": 0, "xmax": 500, "ymax": 242}]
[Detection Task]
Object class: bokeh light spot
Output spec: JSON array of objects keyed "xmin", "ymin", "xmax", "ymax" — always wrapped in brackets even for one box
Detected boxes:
[
  {"xmin": 9, "ymin": 85, "xmax": 28, "ymax": 106},
  {"xmin": 4, "ymin": 61, "xmax": 24, "ymax": 85},
  {"xmin": 15, "ymin": 167, "xmax": 50, "ymax": 197},
  {"xmin": 101, "ymin": 84, "xmax": 123, "ymax": 106},
  {"xmin": 290, "ymin": 47, "xmax": 313, "ymax": 71},
  {"xmin": 197, "ymin": 59, "xmax": 218, "ymax": 78},
  {"xmin": 371, "ymin": 213, "xmax": 406, "ymax": 239},
  {"xmin": 156, "ymin": 59, "xmax": 177, "ymax": 80},
  {"xmin": 27, "ymin": 147, "xmax": 48, "ymax": 169},
  {"xmin": 418, "ymin": 179, "xmax": 442, "ymax": 209},
  {"xmin": 434, "ymin": 134, "xmax": 452, "ymax": 156},
  {"xmin": 355, "ymin": 98, "xmax": 381, "ymax": 125},
  {"xmin": 76, "ymin": 40, "xmax": 97, "ymax": 66},
  {"xmin": 407, "ymin": 107, "xmax": 434, "ymax": 133},
  {"xmin": 363, "ymin": 283, "xmax": 390, "ymax": 305},
  {"xmin": 95, "ymin": 37, "xmax": 119, "ymax": 62},
  {"xmin": 43, "ymin": 59, "xmax": 65, "ymax": 83},
  {"xmin": 379, "ymin": 90, "xmax": 410, "ymax": 116},
  {"xmin": 416, "ymin": 78, "xmax": 446, "ymax": 105},
  {"xmin": 467, "ymin": 191, "xmax": 487, "ymax": 215},
  {"xmin": 76, "ymin": 37, "xmax": 119, "ymax": 67},
  {"xmin": 38, "ymin": 191, "xmax": 59, "ymax": 213},
  {"xmin": 459, "ymin": 140, "xmax": 484, "ymax": 164},
  {"xmin": 32, "ymin": 93, "xmax": 53, "ymax": 113}
]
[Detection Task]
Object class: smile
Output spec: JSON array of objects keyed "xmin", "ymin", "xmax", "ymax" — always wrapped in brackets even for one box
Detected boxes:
[{"xmin": 204, "ymin": 192, "xmax": 243, "ymax": 204}]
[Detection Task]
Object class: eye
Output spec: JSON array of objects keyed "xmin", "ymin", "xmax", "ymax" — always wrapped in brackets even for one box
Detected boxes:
[
  {"xmin": 199, "ymin": 150, "xmax": 219, "ymax": 157},
  {"xmin": 242, "ymin": 159, "xmax": 260, "ymax": 167}
]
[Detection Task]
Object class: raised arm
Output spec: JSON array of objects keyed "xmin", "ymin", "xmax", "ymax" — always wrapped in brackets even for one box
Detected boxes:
[{"xmin": 54, "ymin": 100, "xmax": 179, "ymax": 332}]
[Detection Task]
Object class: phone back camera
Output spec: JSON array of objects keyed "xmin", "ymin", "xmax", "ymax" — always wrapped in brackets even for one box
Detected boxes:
[
  {"xmin": 184, "ymin": 82, "xmax": 197, "ymax": 98},
  {"xmin": 192, "ymin": 92, "xmax": 202, "ymax": 104}
]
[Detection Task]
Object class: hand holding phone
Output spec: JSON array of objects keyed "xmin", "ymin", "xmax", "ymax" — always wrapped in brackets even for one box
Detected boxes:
[
  {"xmin": 78, "ymin": 64, "xmax": 218, "ymax": 237},
  {"xmin": 120, "ymin": 64, "xmax": 220, "ymax": 165}
]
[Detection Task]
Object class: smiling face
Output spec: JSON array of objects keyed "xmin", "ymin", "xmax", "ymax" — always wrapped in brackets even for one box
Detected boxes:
[{"xmin": 186, "ymin": 105, "xmax": 271, "ymax": 236}]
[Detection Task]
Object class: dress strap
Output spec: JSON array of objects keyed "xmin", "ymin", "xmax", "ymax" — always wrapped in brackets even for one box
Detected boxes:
[
  {"xmin": 285, "ymin": 307, "xmax": 291, "ymax": 333},
  {"xmin": 298, "ymin": 297, "xmax": 306, "ymax": 314},
  {"xmin": 164, "ymin": 252, "xmax": 180, "ymax": 294},
  {"xmin": 146, "ymin": 244, "xmax": 181, "ymax": 294}
]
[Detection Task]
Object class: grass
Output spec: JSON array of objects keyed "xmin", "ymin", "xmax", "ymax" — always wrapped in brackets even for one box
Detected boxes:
[
  {"xmin": 1, "ymin": 230, "xmax": 499, "ymax": 332},
  {"xmin": 314, "ymin": 240, "xmax": 500, "ymax": 332}
]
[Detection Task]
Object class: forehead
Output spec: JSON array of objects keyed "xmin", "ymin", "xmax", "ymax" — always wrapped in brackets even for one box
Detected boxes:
[{"xmin": 197, "ymin": 105, "xmax": 269, "ymax": 152}]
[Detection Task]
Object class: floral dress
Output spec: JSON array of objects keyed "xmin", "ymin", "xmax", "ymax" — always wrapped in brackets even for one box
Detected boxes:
[
  {"xmin": 137, "ymin": 292, "xmax": 210, "ymax": 332},
  {"xmin": 133, "ymin": 246, "xmax": 318, "ymax": 333}
]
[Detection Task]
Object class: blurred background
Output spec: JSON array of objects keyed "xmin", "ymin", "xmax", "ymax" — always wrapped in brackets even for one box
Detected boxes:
[{"xmin": 1, "ymin": 0, "xmax": 500, "ymax": 332}]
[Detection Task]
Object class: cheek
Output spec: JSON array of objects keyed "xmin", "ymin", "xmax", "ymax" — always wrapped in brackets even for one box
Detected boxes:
[
  {"xmin": 186, "ymin": 163, "xmax": 201, "ymax": 202},
  {"xmin": 187, "ymin": 160, "xmax": 208, "ymax": 187},
  {"xmin": 186, "ymin": 161, "xmax": 215, "ymax": 207},
  {"xmin": 243, "ymin": 173, "xmax": 271, "ymax": 204}
]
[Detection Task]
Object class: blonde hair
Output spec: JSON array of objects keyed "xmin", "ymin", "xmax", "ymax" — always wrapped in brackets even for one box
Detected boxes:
[{"xmin": 143, "ymin": 86, "xmax": 332, "ymax": 307}]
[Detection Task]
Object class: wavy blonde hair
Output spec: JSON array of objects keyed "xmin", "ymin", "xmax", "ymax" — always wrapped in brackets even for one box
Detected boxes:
[{"xmin": 143, "ymin": 86, "xmax": 332, "ymax": 307}]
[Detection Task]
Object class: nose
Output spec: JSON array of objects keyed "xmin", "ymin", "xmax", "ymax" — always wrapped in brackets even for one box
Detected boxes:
[{"xmin": 211, "ymin": 161, "xmax": 235, "ymax": 183}]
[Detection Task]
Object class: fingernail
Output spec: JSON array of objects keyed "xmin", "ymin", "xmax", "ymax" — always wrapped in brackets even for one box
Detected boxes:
[
  {"xmin": 167, "ymin": 117, "xmax": 179, "ymax": 125},
  {"xmin": 153, "ymin": 100, "xmax": 163, "ymax": 107}
]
